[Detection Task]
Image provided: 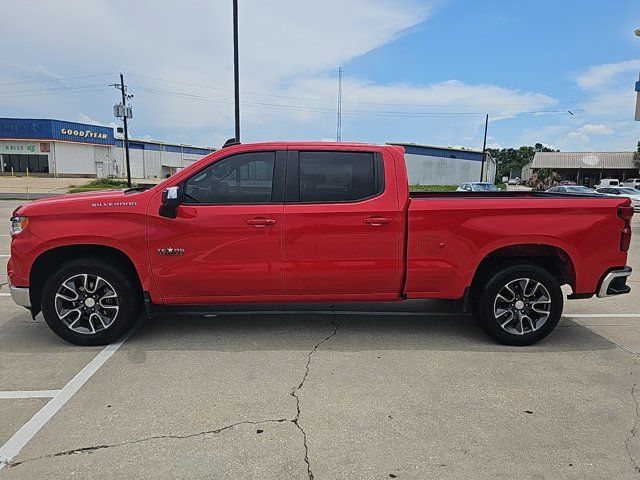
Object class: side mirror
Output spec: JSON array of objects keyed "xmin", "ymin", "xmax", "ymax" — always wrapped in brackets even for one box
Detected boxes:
[{"xmin": 159, "ymin": 186, "xmax": 182, "ymax": 218}]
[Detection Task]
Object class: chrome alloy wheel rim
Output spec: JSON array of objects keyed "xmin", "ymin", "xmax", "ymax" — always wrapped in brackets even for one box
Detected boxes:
[
  {"xmin": 54, "ymin": 274, "xmax": 119, "ymax": 335},
  {"xmin": 493, "ymin": 278, "xmax": 552, "ymax": 335}
]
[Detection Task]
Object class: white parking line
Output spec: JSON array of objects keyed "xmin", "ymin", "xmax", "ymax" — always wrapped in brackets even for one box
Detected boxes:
[
  {"xmin": 0, "ymin": 255, "xmax": 10, "ymax": 258},
  {"xmin": 0, "ymin": 320, "xmax": 142, "ymax": 471},
  {"xmin": 0, "ymin": 391, "xmax": 60, "ymax": 399},
  {"xmin": 198, "ymin": 310, "xmax": 640, "ymax": 319},
  {"xmin": 199, "ymin": 310, "xmax": 466, "ymax": 317}
]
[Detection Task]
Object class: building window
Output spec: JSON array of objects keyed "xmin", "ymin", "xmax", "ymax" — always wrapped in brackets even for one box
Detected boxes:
[{"xmin": 1, "ymin": 154, "xmax": 49, "ymax": 173}]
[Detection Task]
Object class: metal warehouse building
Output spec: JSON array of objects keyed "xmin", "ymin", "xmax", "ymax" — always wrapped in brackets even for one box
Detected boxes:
[
  {"xmin": 0, "ymin": 118, "xmax": 214, "ymax": 178},
  {"xmin": 522, "ymin": 151, "xmax": 638, "ymax": 187},
  {"xmin": 390, "ymin": 142, "xmax": 496, "ymax": 186}
]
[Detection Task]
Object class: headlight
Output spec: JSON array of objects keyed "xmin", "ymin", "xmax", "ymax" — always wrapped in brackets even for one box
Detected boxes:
[{"xmin": 10, "ymin": 216, "xmax": 28, "ymax": 236}]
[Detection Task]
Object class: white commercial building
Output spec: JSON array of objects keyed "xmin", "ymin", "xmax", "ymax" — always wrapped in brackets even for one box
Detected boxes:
[
  {"xmin": 389, "ymin": 142, "xmax": 497, "ymax": 185},
  {"xmin": 0, "ymin": 118, "xmax": 214, "ymax": 179}
]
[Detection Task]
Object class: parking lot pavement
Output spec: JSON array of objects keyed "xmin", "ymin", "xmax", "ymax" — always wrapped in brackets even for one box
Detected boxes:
[{"xmin": 1, "ymin": 201, "xmax": 640, "ymax": 479}]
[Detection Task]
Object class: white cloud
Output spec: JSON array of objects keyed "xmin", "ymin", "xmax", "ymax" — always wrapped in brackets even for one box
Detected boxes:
[
  {"xmin": 0, "ymin": 0, "xmax": 561, "ymax": 150},
  {"xmin": 576, "ymin": 59, "xmax": 639, "ymax": 90},
  {"xmin": 515, "ymin": 59, "xmax": 639, "ymax": 152},
  {"xmin": 77, "ymin": 113, "xmax": 101, "ymax": 126},
  {"xmin": 561, "ymin": 131, "xmax": 591, "ymax": 150},
  {"xmin": 576, "ymin": 123, "xmax": 614, "ymax": 135}
]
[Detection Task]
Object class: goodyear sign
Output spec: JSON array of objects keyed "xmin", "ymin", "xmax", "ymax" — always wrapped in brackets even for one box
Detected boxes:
[
  {"xmin": 0, "ymin": 118, "xmax": 114, "ymax": 145},
  {"xmin": 59, "ymin": 127, "xmax": 109, "ymax": 141}
]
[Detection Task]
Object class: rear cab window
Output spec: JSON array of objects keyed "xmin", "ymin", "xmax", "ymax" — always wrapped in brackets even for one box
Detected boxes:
[{"xmin": 286, "ymin": 150, "xmax": 384, "ymax": 203}]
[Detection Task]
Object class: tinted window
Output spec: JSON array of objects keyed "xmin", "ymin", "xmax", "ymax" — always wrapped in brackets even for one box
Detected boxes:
[
  {"xmin": 566, "ymin": 186, "xmax": 591, "ymax": 193},
  {"xmin": 298, "ymin": 151, "xmax": 381, "ymax": 202},
  {"xmin": 474, "ymin": 183, "xmax": 498, "ymax": 191},
  {"xmin": 184, "ymin": 151, "xmax": 275, "ymax": 204}
]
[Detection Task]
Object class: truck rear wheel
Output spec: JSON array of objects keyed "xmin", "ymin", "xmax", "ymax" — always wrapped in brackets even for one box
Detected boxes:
[
  {"xmin": 41, "ymin": 259, "xmax": 141, "ymax": 346},
  {"xmin": 471, "ymin": 264, "xmax": 563, "ymax": 346}
]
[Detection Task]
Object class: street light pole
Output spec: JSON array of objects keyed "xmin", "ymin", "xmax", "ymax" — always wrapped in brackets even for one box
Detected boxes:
[
  {"xmin": 233, "ymin": 0, "xmax": 240, "ymax": 142},
  {"xmin": 635, "ymin": 29, "xmax": 640, "ymax": 121}
]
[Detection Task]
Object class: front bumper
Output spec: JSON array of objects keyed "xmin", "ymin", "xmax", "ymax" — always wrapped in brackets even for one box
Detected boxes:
[
  {"xmin": 597, "ymin": 267, "xmax": 632, "ymax": 298},
  {"xmin": 9, "ymin": 285, "xmax": 30, "ymax": 308}
]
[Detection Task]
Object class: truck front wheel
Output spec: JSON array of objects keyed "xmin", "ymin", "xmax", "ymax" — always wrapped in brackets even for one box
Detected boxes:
[
  {"xmin": 41, "ymin": 259, "xmax": 141, "ymax": 346},
  {"xmin": 471, "ymin": 264, "xmax": 563, "ymax": 346}
]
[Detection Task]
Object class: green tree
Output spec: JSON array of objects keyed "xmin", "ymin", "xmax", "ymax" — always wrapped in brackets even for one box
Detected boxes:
[
  {"xmin": 487, "ymin": 143, "xmax": 557, "ymax": 182},
  {"xmin": 528, "ymin": 168, "xmax": 560, "ymax": 191}
]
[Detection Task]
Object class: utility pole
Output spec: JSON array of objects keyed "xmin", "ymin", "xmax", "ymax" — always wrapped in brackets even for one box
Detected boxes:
[
  {"xmin": 233, "ymin": 0, "xmax": 241, "ymax": 142},
  {"xmin": 336, "ymin": 66, "xmax": 343, "ymax": 141},
  {"xmin": 480, "ymin": 114, "xmax": 489, "ymax": 182},
  {"xmin": 111, "ymin": 74, "xmax": 133, "ymax": 187}
]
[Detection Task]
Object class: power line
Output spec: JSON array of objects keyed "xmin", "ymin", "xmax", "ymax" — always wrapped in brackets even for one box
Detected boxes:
[
  {"xmin": 0, "ymin": 73, "xmax": 117, "ymax": 87},
  {"xmin": 0, "ymin": 87, "xmax": 111, "ymax": 98},
  {"xmin": 1, "ymin": 70, "xmax": 631, "ymax": 111},
  {"xmin": 135, "ymin": 86, "xmax": 632, "ymax": 118},
  {"xmin": 126, "ymin": 71, "xmax": 631, "ymax": 109},
  {"xmin": 0, "ymin": 84, "xmax": 110, "ymax": 95}
]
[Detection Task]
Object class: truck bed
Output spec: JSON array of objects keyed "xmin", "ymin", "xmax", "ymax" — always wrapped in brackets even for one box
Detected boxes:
[
  {"xmin": 404, "ymin": 192, "xmax": 630, "ymax": 300},
  {"xmin": 409, "ymin": 191, "xmax": 604, "ymax": 199}
]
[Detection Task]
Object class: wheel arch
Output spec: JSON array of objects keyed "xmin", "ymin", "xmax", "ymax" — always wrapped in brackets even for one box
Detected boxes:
[
  {"xmin": 29, "ymin": 244, "xmax": 143, "ymax": 316},
  {"xmin": 470, "ymin": 243, "xmax": 576, "ymax": 297}
]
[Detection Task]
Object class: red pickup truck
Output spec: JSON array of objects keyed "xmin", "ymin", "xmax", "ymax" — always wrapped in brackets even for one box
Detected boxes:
[{"xmin": 8, "ymin": 142, "xmax": 633, "ymax": 346}]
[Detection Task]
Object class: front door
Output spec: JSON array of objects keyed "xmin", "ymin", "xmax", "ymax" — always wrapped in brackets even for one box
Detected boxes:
[
  {"xmin": 282, "ymin": 148, "xmax": 403, "ymax": 296},
  {"xmin": 147, "ymin": 150, "xmax": 286, "ymax": 300}
]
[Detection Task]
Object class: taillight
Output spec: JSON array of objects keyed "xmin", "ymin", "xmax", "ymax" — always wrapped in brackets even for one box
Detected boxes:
[{"xmin": 618, "ymin": 205, "xmax": 633, "ymax": 252}]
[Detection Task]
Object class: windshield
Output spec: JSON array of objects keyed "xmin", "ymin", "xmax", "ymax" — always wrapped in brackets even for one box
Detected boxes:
[
  {"xmin": 565, "ymin": 186, "xmax": 592, "ymax": 193},
  {"xmin": 474, "ymin": 183, "xmax": 498, "ymax": 191}
]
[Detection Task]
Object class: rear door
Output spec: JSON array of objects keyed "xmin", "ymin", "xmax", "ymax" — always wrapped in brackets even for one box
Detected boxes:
[{"xmin": 282, "ymin": 147, "xmax": 403, "ymax": 296}]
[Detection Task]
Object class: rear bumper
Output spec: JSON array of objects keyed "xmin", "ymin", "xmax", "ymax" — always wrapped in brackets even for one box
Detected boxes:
[
  {"xmin": 597, "ymin": 267, "xmax": 632, "ymax": 298},
  {"xmin": 9, "ymin": 285, "xmax": 30, "ymax": 308}
]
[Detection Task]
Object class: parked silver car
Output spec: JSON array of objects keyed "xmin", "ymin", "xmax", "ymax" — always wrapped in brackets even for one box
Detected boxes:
[
  {"xmin": 546, "ymin": 186, "xmax": 603, "ymax": 195},
  {"xmin": 457, "ymin": 182, "xmax": 500, "ymax": 192},
  {"xmin": 596, "ymin": 187, "xmax": 640, "ymax": 211}
]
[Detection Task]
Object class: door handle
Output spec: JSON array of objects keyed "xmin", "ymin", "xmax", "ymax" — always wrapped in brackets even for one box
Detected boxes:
[
  {"xmin": 363, "ymin": 216, "xmax": 392, "ymax": 226},
  {"xmin": 246, "ymin": 217, "xmax": 277, "ymax": 227}
]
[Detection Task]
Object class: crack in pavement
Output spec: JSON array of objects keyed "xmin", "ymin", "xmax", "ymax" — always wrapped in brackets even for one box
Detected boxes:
[
  {"xmin": 626, "ymin": 365, "xmax": 640, "ymax": 477},
  {"xmin": 290, "ymin": 306, "xmax": 341, "ymax": 480},
  {"xmin": 6, "ymin": 311, "xmax": 343, "ymax": 480},
  {"xmin": 5, "ymin": 418, "xmax": 291, "ymax": 469}
]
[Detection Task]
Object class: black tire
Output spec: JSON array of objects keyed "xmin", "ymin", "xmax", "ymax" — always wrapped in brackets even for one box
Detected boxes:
[
  {"xmin": 471, "ymin": 263, "xmax": 563, "ymax": 346},
  {"xmin": 41, "ymin": 258, "xmax": 141, "ymax": 346}
]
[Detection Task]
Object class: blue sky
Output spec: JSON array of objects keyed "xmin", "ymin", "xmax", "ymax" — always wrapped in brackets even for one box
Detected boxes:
[{"xmin": 1, "ymin": 0, "xmax": 639, "ymax": 151}]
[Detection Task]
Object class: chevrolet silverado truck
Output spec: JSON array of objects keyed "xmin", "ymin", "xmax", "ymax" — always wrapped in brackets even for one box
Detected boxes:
[{"xmin": 8, "ymin": 142, "xmax": 634, "ymax": 346}]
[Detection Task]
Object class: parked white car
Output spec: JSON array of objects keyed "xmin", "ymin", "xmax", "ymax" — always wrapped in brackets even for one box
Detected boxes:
[
  {"xmin": 456, "ymin": 182, "xmax": 500, "ymax": 192},
  {"xmin": 596, "ymin": 187, "xmax": 640, "ymax": 211},
  {"xmin": 594, "ymin": 178, "xmax": 620, "ymax": 188},
  {"xmin": 621, "ymin": 178, "xmax": 640, "ymax": 190}
]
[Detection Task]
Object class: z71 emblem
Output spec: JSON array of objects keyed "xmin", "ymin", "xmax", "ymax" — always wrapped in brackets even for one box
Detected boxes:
[{"xmin": 157, "ymin": 247, "xmax": 185, "ymax": 256}]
